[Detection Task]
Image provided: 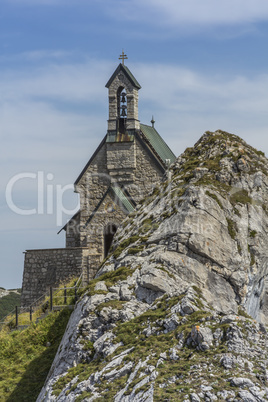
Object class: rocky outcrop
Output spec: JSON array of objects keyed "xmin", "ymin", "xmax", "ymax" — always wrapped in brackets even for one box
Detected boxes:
[{"xmin": 38, "ymin": 130, "xmax": 268, "ymax": 401}]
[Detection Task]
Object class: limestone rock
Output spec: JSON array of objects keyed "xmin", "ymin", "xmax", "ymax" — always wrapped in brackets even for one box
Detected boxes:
[
  {"xmin": 230, "ymin": 377, "xmax": 255, "ymax": 388},
  {"xmin": 37, "ymin": 130, "xmax": 268, "ymax": 401},
  {"xmin": 189, "ymin": 326, "xmax": 213, "ymax": 351}
]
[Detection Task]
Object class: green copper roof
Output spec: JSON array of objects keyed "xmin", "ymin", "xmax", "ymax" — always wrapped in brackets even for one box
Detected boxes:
[
  {"xmin": 105, "ymin": 64, "xmax": 141, "ymax": 90},
  {"xmin": 111, "ymin": 185, "xmax": 135, "ymax": 213},
  {"xmin": 140, "ymin": 124, "xmax": 176, "ymax": 165}
]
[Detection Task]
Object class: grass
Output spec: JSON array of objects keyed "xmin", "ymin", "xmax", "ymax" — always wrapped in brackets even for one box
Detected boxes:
[
  {"xmin": 155, "ymin": 266, "xmax": 176, "ymax": 280},
  {"xmin": 83, "ymin": 266, "xmax": 134, "ymax": 295},
  {"xmin": 230, "ymin": 189, "xmax": 253, "ymax": 206},
  {"xmin": 237, "ymin": 307, "xmax": 252, "ymax": 320},
  {"xmin": 127, "ymin": 246, "xmax": 144, "ymax": 255},
  {"xmin": 249, "ymin": 230, "xmax": 257, "ymax": 238},
  {"xmin": 226, "ymin": 217, "xmax": 237, "ymax": 240},
  {"xmin": 0, "ymin": 308, "xmax": 72, "ymax": 402},
  {"xmin": 2, "ymin": 277, "xmax": 79, "ymax": 330},
  {"xmin": 112, "ymin": 236, "xmax": 140, "ymax": 259},
  {"xmin": 96, "ymin": 300, "xmax": 126, "ymax": 313},
  {"xmin": 205, "ymin": 191, "xmax": 224, "ymax": 209}
]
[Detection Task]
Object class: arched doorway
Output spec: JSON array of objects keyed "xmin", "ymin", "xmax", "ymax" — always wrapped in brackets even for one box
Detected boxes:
[{"xmin": 104, "ymin": 223, "xmax": 117, "ymax": 258}]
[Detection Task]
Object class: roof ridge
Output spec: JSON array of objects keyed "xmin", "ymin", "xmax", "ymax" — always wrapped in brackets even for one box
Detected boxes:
[{"xmin": 105, "ymin": 63, "xmax": 141, "ymax": 89}]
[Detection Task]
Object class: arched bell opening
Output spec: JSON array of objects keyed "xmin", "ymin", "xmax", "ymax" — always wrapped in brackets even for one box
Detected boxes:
[
  {"xmin": 103, "ymin": 223, "xmax": 118, "ymax": 258},
  {"xmin": 117, "ymin": 86, "xmax": 127, "ymax": 135}
]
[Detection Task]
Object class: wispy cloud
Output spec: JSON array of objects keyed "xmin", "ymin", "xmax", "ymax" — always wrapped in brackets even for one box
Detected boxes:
[
  {"xmin": 143, "ymin": 0, "xmax": 268, "ymax": 25},
  {"xmin": 135, "ymin": 63, "xmax": 268, "ymax": 150},
  {"xmin": 121, "ymin": 0, "xmax": 268, "ymax": 25},
  {"xmin": 97, "ymin": 0, "xmax": 268, "ymax": 34}
]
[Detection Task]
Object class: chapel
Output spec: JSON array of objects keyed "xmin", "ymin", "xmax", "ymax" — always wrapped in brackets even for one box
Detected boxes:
[{"xmin": 21, "ymin": 55, "xmax": 176, "ymax": 306}]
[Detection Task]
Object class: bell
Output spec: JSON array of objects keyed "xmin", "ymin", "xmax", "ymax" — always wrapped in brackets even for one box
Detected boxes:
[
  {"xmin": 121, "ymin": 92, "xmax": 126, "ymax": 103},
  {"xmin": 121, "ymin": 108, "xmax": 127, "ymax": 117}
]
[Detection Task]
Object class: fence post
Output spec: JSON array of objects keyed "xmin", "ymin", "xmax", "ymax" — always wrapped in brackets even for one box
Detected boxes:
[
  {"xmin": 64, "ymin": 286, "xmax": 67, "ymax": 304},
  {"xmin": 15, "ymin": 306, "xmax": 18, "ymax": 329},
  {"xmin": 75, "ymin": 284, "xmax": 77, "ymax": 303},
  {"xmin": 30, "ymin": 306, "xmax": 32, "ymax": 322},
  {"xmin": 50, "ymin": 287, "xmax": 53, "ymax": 311}
]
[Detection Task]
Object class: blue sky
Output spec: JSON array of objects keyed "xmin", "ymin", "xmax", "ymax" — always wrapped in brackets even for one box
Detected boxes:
[{"xmin": 1, "ymin": 0, "xmax": 268, "ymax": 289}]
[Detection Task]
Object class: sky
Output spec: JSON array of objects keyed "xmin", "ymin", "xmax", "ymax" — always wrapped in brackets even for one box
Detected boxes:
[{"xmin": 1, "ymin": 0, "xmax": 268, "ymax": 289}]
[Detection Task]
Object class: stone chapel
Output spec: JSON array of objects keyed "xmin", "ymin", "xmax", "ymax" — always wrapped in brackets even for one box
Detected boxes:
[{"xmin": 21, "ymin": 58, "xmax": 176, "ymax": 306}]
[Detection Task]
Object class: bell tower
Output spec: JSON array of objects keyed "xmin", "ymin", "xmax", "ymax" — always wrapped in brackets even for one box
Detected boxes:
[{"xmin": 105, "ymin": 52, "xmax": 141, "ymax": 138}]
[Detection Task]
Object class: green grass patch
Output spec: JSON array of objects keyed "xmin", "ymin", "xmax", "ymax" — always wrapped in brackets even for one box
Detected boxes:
[
  {"xmin": 84, "ymin": 266, "xmax": 134, "ymax": 296},
  {"xmin": 205, "ymin": 191, "xmax": 224, "ymax": 209},
  {"xmin": 79, "ymin": 339, "xmax": 95, "ymax": 354},
  {"xmin": 113, "ymin": 236, "xmax": 140, "ymax": 259},
  {"xmin": 230, "ymin": 189, "xmax": 252, "ymax": 206},
  {"xmin": 249, "ymin": 230, "xmax": 257, "ymax": 238},
  {"xmin": 233, "ymin": 207, "xmax": 241, "ymax": 217},
  {"xmin": 127, "ymin": 246, "xmax": 144, "ymax": 255},
  {"xmin": 226, "ymin": 217, "xmax": 237, "ymax": 240},
  {"xmin": 155, "ymin": 266, "xmax": 176, "ymax": 280},
  {"xmin": 0, "ymin": 308, "xmax": 71, "ymax": 401},
  {"xmin": 237, "ymin": 307, "xmax": 252, "ymax": 320},
  {"xmin": 96, "ymin": 300, "xmax": 126, "ymax": 313}
]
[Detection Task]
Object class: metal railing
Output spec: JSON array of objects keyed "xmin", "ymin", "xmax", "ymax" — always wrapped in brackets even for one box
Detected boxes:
[{"xmin": 0, "ymin": 274, "xmax": 83, "ymax": 331}]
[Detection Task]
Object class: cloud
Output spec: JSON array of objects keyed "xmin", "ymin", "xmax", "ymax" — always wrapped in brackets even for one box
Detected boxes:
[
  {"xmin": 1, "ymin": 56, "xmax": 111, "ymax": 104},
  {"xmin": 110, "ymin": 0, "xmax": 268, "ymax": 27},
  {"xmin": 131, "ymin": 62, "xmax": 268, "ymax": 157}
]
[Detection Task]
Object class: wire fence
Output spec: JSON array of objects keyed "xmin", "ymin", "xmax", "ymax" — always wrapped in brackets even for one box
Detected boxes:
[{"xmin": 0, "ymin": 274, "xmax": 83, "ymax": 331}]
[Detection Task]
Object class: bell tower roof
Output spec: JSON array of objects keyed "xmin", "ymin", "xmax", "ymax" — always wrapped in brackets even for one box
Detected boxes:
[
  {"xmin": 105, "ymin": 63, "xmax": 141, "ymax": 90},
  {"xmin": 106, "ymin": 57, "xmax": 141, "ymax": 134}
]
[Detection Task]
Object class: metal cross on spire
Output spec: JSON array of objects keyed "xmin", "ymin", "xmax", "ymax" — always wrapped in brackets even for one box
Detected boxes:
[{"xmin": 119, "ymin": 50, "xmax": 128, "ymax": 65}]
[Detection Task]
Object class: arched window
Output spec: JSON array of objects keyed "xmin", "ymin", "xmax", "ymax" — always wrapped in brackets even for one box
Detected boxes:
[
  {"xmin": 103, "ymin": 223, "xmax": 117, "ymax": 258},
  {"xmin": 117, "ymin": 87, "xmax": 127, "ymax": 134}
]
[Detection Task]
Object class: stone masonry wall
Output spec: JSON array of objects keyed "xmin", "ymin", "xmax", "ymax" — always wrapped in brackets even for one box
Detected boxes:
[
  {"xmin": 21, "ymin": 248, "xmax": 90, "ymax": 307},
  {"xmin": 66, "ymin": 212, "xmax": 81, "ymax": 248},
  {"xmin": 72, "ymin": 137, "xmax": 163, "ymax": 247},
  {"xmin": 77, "ymin": 143, "xmax": 109, "ymax": 236},
  {"xmin": 84, "ymin": 191, "xmax": 127, "ymax": 251},
  {"xmin": 123, "ymin": 139, "xmax": 163, "ymax": 202}
]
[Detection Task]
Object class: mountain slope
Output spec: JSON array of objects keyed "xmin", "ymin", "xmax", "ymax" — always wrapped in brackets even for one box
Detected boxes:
[{"xmin": 38, "ymin": 130, "xmax": 268, "ymax": 401}]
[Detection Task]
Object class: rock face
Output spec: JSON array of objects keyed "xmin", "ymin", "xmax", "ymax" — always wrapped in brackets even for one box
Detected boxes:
[{"xmin": 38, "ymin": 130, "xmax": 268, "ymax": 401}]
